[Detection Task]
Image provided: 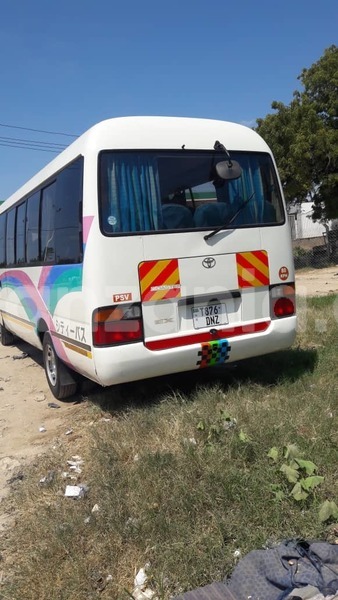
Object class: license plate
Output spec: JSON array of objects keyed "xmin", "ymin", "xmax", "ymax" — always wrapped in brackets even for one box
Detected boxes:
[{"xmin": 192, "ymin": 303, "xmax": 228, "ymax": 329}]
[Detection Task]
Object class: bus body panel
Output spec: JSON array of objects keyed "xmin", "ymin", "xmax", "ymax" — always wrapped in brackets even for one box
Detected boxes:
[{"xmin": 0, "ymin": 117, "xmax": 296, "ymax": 393}]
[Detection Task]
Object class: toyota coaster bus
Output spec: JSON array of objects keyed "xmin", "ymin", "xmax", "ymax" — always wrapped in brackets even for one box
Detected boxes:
[{"xmin": 0, "ymin": 117, "xmax": 296, "ymax": 399}]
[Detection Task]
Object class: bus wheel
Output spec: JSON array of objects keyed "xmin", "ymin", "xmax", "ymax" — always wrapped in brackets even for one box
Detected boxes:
[
  {"xmin": 1, "ymin": 322, "xmax": 15, "ymax": 346},
  {"xmin": 43, "ymin": 332, "xmax": 78, "ymax": 399}
]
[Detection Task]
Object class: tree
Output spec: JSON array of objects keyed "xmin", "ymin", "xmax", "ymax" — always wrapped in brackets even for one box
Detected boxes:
[
  {"xmin": 255, "ymin": 45, "xmax": 338, "ymax": 220},
  {"xmin": 298, "ymin": 45, "xmax": 338, "ymax": 127}
]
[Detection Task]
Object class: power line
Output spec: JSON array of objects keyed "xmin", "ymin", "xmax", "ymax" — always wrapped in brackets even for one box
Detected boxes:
[
  {"xmin": 0, "ymin": 131, "xmax": 70, "ymax": 154},
  {"xmin": 0, "ymin": 122, "xmax": 78, "ymax": 138},
  {"xmin": 0, "ymin": 141, "xmax": 60, "ymax": 153},
  {"xmin": 0, "ymin": 135, "xmax": 67, "ymax": 149}
]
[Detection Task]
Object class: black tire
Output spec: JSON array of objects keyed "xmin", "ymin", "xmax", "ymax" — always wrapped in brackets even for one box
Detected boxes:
[
  {"xmin": 1, "ymin": 322, "xmax": 15, "ymax": 346},
  {"xmin": 43, "ymin": 332, "xmax": 78, "ymax": 399}
]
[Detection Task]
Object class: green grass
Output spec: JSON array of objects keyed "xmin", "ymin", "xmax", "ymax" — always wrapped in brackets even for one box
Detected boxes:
[{"xmin": 1, "ymin": 295, "xmax": 338, "ymax": 599}]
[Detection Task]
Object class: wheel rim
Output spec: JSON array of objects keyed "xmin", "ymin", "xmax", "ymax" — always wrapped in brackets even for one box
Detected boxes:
[{"xmin": 46, "ymin": 343, "xmax": 57, "ymax": 387}]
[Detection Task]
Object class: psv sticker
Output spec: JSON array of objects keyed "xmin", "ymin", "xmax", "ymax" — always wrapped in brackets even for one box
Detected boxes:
[{"xmin": 113, "ymin": 293, "xmax": 132, "ymax": 303}]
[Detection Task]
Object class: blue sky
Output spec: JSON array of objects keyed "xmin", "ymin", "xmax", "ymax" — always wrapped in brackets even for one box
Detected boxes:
[{"xmin": 0, "ymin": 0, "xmax": 337, "ymax": 199}]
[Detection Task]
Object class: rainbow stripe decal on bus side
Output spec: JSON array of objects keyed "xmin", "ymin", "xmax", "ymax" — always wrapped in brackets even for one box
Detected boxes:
[
  {"xmin": 197, "ymin": 339, "xmax": 231, "ymax": 368},
  {"xmin": 1, "ymin": 216, "xmax": 94, "ymax": 319},
  {"xmin": 3, "ymin": 265, "xmax": 83, "ymax": 318},
  {"xmin": 139, "ymin": 259, "xmax": 181, "ymax": 302},
  {"xmin": 38, "ymin": 265, "xmax": 82, "ymax": 315},
  {"xmin": 236, "ymin": 250, "xmax": 270, "ymax": 288},
  {"xmin": 1, "ymin": 266, "xmax": 88, "ymax": 363}
]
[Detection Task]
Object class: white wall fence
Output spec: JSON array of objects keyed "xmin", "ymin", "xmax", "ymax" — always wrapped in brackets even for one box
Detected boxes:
[{"xmin": 288, "ymin": 203, "xmax": 338, "ymax": 268}]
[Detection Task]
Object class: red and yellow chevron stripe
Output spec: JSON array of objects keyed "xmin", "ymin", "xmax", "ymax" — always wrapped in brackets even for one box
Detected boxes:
[
  {"xmin": 236, "ymin": 250, "xmax": 269, "ymax": 288},
  {"xmin": 139, "ymin": 259, "xmax": 181, "ymax": 302}
]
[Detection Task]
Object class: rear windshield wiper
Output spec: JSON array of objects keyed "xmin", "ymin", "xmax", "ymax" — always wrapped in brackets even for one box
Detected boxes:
[{"xmin": 204, "ymin": 192, "xmax": 255, "ymax": 241}]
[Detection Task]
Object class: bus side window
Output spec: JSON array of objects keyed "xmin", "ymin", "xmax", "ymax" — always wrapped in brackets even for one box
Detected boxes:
[
  {"xmin": 16, "ymin": 202, "xmax": 26, "ymax": 264},
  {"xmin": 54, "ymin": 157, "xmax": 83, "ymax": 264},
  {"xmin": 260, "ymin": 163, "xmax": 280, "ymax": 223},
  {"xmin": 41, "ymin": 182, "xmax": 56, "ymax": 263},
  {"xmin": 6, "ymin": 209, "xmax": 16, "ymax": 266},
  {"xmin": 26, "ymin": 192, "xmax": 41, "ymax": 264},
  {"xmin": 0, "ymin": 213, "xmax": 6, "ymax": 267}
]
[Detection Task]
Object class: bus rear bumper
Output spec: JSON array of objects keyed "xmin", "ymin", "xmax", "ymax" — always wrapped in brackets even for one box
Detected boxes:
[{"xmin": 93, "ymin": 316, "xmax": 297, "ymax": 387}]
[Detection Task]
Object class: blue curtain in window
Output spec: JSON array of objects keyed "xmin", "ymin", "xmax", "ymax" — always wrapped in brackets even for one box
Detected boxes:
[
  {"xmin": 106, "ymin": 154, "xmax": 162, "ymax": 232},
  {"xmin": 227, "ymin": 155, "xmax": 264, "ymax": 224}
]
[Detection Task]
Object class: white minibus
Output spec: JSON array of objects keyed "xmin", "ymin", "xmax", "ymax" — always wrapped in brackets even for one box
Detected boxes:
[{"xmin": 0, "ymin": 117, "xmax": 296, "ymax": 398}]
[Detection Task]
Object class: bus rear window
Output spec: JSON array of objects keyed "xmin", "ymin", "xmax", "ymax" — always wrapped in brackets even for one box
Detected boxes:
[{"xmin": 99, "ymin": 150, "xmax": 284, "ymax": 235}]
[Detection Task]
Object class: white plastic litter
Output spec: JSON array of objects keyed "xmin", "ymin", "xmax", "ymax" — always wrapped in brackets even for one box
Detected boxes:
[
  {"xmin": 133, "ymin": 588, "xmax": 156, "ymax": 600},
  {"xmin": 62, "ymin": 472, "xmax": 77, "ymax": 480},
  {"xmin": 69, "ymin": 465, "xmax": 82, "ymax": 474},
  {"xmin": 183, "ymin": 437, "xmax": 197, "ymax": 446},
  {"xmin": 65, "ymin": 429, "xmax": 73, "ymax": 435},
  {"xmin": 134, "ymin": 566, "xmax": 148, "ymax": 589},
  {"xmin": 39, "ymin": 426, "xmax": 46, "ymax": 433},
  {"xmin": 66, "ymin": 457, "xmax": 83, "ymax": 474},
  {"xmin": 67, "ymin": 460, "xmax": 83, "ymax": 467},
  {"xmin": 133, "ymin": 563, "xmax": 157, "ymax": 599},
  {"xmin": 64, "ymin": 484, "xmax": 88, "ymax": 498}
]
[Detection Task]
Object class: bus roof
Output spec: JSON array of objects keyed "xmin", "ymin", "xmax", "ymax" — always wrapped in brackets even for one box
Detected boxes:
[{"xmin": 1, "ymin": 116, "xmax": 271, "ymax": 209}]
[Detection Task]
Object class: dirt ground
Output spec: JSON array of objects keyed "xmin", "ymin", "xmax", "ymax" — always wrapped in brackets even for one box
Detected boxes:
[
  {"xmin": 0, "ymin": 264, "xmax": 337, "ymax": 529},
  {"xmin": 295, "ymin": 264, "xmax": 338, "ymax": 296},
  {"xmin": 0, "ymin": 341, "xmax": 83, "ymax": 530}
]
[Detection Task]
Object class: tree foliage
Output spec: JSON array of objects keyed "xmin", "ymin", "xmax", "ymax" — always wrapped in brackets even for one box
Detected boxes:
[{"xmin": 256, "ymin": 45, "xmax": 338, "ymax": 220}]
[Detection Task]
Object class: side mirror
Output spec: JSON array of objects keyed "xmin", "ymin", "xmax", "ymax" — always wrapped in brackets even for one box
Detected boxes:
[{"xmin": 215, "ymin": 160, "xmax": 242, "ymax": 181}]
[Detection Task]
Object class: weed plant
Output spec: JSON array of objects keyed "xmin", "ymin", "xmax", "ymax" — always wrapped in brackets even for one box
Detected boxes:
[{"xmin": 1, "ymin": 295, "xmax": 337, "ymax": 599}]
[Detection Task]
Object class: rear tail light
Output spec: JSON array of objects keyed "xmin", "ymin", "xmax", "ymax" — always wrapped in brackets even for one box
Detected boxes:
[
  {"xmin": 270, "ymin": 283, "xmax": 296, "ymax": 319},
  {"xmin": 93, "ymin": 303, "xmax": 143, "ymax": 346}
]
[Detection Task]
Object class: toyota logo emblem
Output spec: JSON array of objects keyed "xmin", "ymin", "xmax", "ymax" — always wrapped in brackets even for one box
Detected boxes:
[{"xmin": 202, "ymin": 257, "xmax": 216, "ymax": 269}]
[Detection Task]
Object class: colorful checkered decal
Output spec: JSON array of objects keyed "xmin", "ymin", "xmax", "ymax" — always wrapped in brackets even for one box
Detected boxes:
[
  {"xmin": 139, "ymin": 259, "xmax": 181, "ymax": 302},
  {"xmin": 197, "ymin": 339, "xmax": 231, "ymax": 368},
  {"xmin": 236, "ymin": 250, "xmax": 269, "ymax": 288}
]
